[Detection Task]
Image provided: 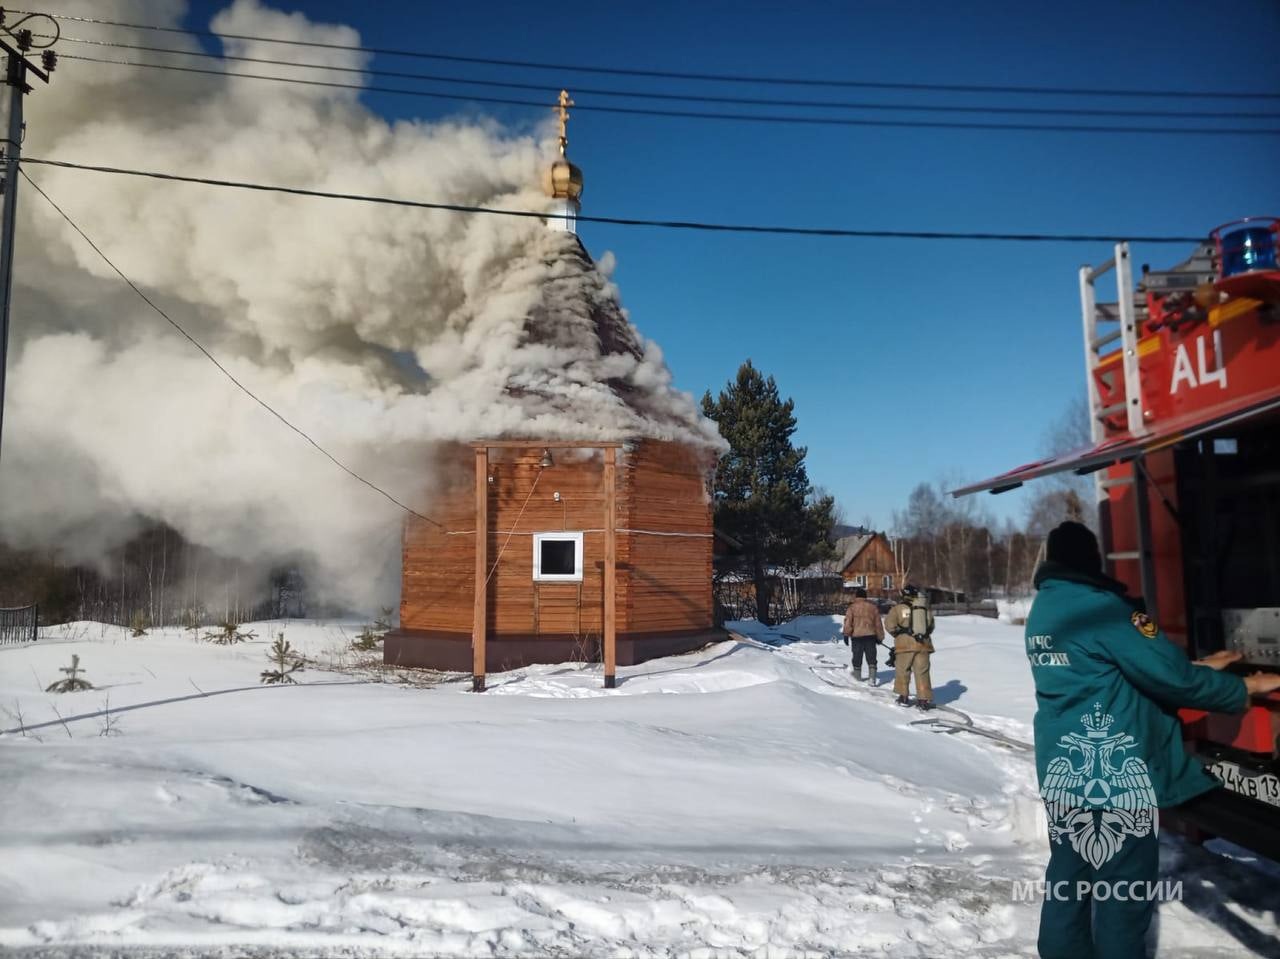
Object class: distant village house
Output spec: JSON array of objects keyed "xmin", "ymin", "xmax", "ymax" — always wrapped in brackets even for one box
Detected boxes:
[{"xmin": 833, "ymin": 532, "xmax": 898, "ymax": 598}]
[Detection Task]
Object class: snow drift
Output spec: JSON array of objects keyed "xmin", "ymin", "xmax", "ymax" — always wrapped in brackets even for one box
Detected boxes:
[{"xmin": 2, "ymin": 616, "xmax": 1274, "ymax": 956}]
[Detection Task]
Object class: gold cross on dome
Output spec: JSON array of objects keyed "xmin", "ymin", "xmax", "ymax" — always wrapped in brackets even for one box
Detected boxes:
[{"xmin": 556, "ymin": 89, "xmax": 573, "ymax": 155}]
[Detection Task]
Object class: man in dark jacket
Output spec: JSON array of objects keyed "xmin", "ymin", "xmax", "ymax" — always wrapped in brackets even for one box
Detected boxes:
[{"xmin": 1026, "ymin": 521, "xmax": 1280, "ymax": 959}]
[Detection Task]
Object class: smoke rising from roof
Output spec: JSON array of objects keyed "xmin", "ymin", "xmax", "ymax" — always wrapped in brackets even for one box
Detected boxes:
[{"xmin": 0, "ymin": 0, "xmax": 720, "ymax": 613}]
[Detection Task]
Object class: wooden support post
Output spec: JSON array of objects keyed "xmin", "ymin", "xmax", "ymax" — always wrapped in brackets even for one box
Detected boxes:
[
  {"xmin": 472, "ymin": 446, "xmax": 488, "ymax": 692},
  {"xmin": 603, "ymin": 446, "xmax": 617, "ymax": 689}
]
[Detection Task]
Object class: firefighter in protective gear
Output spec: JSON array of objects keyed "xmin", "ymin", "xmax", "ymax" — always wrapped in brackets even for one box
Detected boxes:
[
  {"xmin": 1027, "ymin": 521, "xmax": 1280, "ymax": 959},
  {"xmin": 842, "ymin": 586, "xmax": 884, "ymax": 683},
  {"xmin": 886, "ymin": 584, "xmax": 935, "ymax": 709}
]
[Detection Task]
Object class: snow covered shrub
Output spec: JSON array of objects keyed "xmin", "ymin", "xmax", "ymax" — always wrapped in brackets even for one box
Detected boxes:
[
  {"xmin": 352, "ymin": 625, "xmax": 381, "ymax": 651},
  {"xmin": 45, "ymin": 654, "xmax": 94, "ymax": 693},
  {"xmin": 569, "ymin": 631, "xmax": 600, "ymax": 666},
  {"xmin": 1, "ymin": 701, "xmax": 37, "ymax": 739},
  {"xmin": 352, "ymin": 607, "xmax": 395, "ymax": 652},
  {"xmin": 130, "ymin": 609, "xmax": 149, "ymax": 637},
  {"xmin": 98, "ymin": 695, "xmax": 122, "ymax": 737},
  {"xmin": 204, "ymin": 621, "xmax": 256, "ymax": 645},
  {"xmin": 261, "ymin": 634, "xmax": 304, "ymax": 685}
]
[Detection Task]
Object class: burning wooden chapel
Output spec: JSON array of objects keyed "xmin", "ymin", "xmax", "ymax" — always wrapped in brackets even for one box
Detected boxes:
[{"xmin": 384, "ymin": 92, "xmax": 725, "ymax": 689}]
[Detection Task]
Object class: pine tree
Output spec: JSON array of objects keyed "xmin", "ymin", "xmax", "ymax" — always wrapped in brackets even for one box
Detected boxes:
[
  {"xmin": 352, "ymin": 625, "xmax": 380, "ymax": 651},
  {"xmin": 204, "ymin": 620, "xmax": 256, "ymax": 645},
  {"xmin": 702, "ymin": 360, "xmax": 835, "ymax": 625},
  {"xmin": 46, "ymin": 654, "xmax": 94, "ymax": 693},
  {"xmin": 260, "ymin": 634, "xmax": 304, "ymax": 685}
]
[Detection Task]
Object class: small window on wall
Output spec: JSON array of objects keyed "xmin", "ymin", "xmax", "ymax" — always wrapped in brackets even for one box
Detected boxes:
[
  {"xmin": 850, "ymin": 574, "xmax": 866, "ymax": 588},
  {"xmin": 883, "ymin": 575, "xmax": 893, "ymax": 589},
  {"xmin": 533, "ymin": 532, "xmax": 584, "ymax": 582}
]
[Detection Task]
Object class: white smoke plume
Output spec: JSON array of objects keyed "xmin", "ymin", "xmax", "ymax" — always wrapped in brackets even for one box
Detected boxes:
[{"xmin": 0, "ymin": 0, "xmax": 720, "ymax": 613}]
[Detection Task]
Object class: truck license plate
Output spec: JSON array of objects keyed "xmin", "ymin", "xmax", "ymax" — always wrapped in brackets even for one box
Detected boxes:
[{"xmin": 1209, "ymin": 760, "xmax": 1280, "ymax": 808}]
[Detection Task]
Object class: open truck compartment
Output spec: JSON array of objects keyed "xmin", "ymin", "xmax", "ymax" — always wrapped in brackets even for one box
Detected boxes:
[
  {"xmin": 1176, "ymin": 414, "xmax": 1280, "ymax": 844},
  {"xmin": 1178, "ymin": 414, "xmax": 1280, "ymax": 665}
]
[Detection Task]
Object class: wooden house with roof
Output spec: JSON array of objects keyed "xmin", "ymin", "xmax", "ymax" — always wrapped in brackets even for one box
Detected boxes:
[
  {"xmin": 833, "ymin": 532, "xmax": 898, "ymax": 598},
  {"xmin": 384, "ymin": 94, "xmax": 724, "ymax": 689}
]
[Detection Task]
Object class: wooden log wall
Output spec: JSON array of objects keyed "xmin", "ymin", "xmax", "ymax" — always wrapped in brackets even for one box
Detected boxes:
[
  {"xmin": 401, "ymin": 443, "xmax": 477, "ymax": 634},
  {"xmin": 400, "ymin": 439, "xmax": 715, "ymax": 640},
  {"xmin": 621, "ymin": 441, "xmax": 716, "ymax": 634},
  {"xmin": 487, "ymin": 447, "xmax": 615, "ymax": 637}
]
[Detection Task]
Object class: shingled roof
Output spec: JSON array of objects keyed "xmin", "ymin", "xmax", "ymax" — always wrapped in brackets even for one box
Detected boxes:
[
  {"xmin": 493, "ymin": 233, "xmax": 724, "ymax": 451},
  {"xmin": 833, "ymin": 533, "xmax": 875, "ymax": 570}
]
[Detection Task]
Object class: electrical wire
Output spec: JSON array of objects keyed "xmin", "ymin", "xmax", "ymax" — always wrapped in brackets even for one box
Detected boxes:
[
  {"xmin": 45, "ymin": 35, "xmax": 1280, "ymax": 121},
  {"xmin": 447, "ymin": 528, "xmax": 712, "ymax": 537},
  {"xmin": 56, "ymin": 54, "xmax": 1280, "ymax": 136},
  {"xmin": 19, "ymin": 8, "xmax": 1280, "ymax": 100},
  {"xmin": 0, "ymin": 10, "xmax": 60, "ymax": 48},
  {"xmin": 21, "ymin": 157, "xmax": 1209, "ymax": 244},
  {"xmin": 481, "ymin": 469, "xmax": 541, "ymax": 591},
  {"xmin": 18, "ymin": 167, "xmax": 444, "ymax": 529}
]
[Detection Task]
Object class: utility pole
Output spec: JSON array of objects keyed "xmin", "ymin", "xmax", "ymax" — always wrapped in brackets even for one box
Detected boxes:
[{"xmin": 0, "ymin": 9, "xmax": 57, "ymax": 465}]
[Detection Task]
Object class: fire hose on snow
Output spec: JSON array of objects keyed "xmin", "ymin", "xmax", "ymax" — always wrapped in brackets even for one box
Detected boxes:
[{"xmin": 732, "ymin": 630, "xmax": 1033, "ymax": 753}]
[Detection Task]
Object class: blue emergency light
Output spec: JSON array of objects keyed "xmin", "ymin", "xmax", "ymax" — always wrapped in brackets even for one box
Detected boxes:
[{"xmin": 1212, "ymin": 217, "xmax": 1279, "ymax": 278}]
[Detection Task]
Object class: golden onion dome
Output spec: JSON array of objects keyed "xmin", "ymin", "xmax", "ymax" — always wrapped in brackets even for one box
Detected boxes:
[
  {"xmin": 544, "ymin": 90, "xmax": 583, "ymax": 202},
  {"xmin": 544, "ymin": 155, "xmax": 584, "ymax": 200}
]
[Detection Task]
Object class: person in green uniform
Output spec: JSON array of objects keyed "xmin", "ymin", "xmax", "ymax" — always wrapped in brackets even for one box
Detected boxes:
[{"xmin": 1026, "ymin": 521, "xmax": 1280, "ymax": 959}]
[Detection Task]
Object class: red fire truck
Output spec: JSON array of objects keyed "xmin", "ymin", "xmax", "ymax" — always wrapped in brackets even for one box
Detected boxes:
[{"xmin": 955, "ymin": 217, "xmax": 1280, "ymax": 858}]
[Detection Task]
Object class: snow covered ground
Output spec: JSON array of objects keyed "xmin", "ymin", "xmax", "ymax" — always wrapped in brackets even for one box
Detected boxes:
[{"xmin": 0, "ymin": 615, "xmax": 1275, "ymax": 957}]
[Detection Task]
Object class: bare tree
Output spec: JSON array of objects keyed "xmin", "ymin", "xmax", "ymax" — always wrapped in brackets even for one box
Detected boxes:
[
  {"xmin": 941, "ymin": 475, "xmax": 980, "ymax": 594},
  {"xmin": 891, "ymin": 535, "xmax": 911, "ymax": 597},
  {"xmin": 1043, "ymin": 396, "xmax": 1099, "ymax": 531}
]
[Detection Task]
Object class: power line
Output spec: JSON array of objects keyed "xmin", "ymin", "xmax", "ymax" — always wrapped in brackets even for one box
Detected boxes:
[
  {"xmin": 21, "ymin": 8, "xmax": 1280, "ymax": 101},
  {"xmin": 18, "ymin": 167, "xmax": 444, "ymax": 529},
  {"xmin": 58, "ymin": 54, "xmax": 1280, "ymax": 136},
  {"xmin": 22, "ymin": 157, "xmax": 1208, "ymax": 244},
  {"xmin": 47, "ymin": 35, "xmax": 1280, "ymax": 121}
]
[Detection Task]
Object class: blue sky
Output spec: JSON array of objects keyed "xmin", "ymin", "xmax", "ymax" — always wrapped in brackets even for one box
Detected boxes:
[{"xmin": 189, "ymin": 0, "xmax": 1280, "ymax": 529}]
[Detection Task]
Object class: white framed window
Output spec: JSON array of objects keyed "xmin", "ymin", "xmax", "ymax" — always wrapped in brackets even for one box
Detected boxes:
[
  {"xmin": 533, "ymin": 532, "xmax": 584, "ymax": 582},
  {"xmin": 844, "ymin": 574, "xmax": 867, "ymax": 588},
  {"xmin": 883, "ymin": 575, "xmax": 893, "ymax": 590}
]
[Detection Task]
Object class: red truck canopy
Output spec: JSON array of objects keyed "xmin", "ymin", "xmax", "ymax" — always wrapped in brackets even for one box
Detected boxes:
[{"xmin": 952, "ymin": 385, "xmax": 1280, "ymax": 497}]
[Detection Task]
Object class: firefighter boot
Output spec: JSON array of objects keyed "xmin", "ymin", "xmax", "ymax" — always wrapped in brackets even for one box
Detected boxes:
[
  {"xmin": 867, "ymin": 667, "xmax": 877, "ymax": 686},
  {"xmin": 916, "ymin": 699, "xmax": 935, "ymax": 711},
  {"xmin": 896, "ymin": 694, "xmax": 912, "ymax": 707}
]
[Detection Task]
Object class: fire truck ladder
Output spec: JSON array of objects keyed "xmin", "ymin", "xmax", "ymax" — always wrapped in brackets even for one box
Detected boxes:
[
  {"xmin": 1079, "ymin": 242, "xmax": 1150, "ymax": 444},
  {"xmin": 1079, "ymin": 242, "xmax": 1158, "ymax": 607}
]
